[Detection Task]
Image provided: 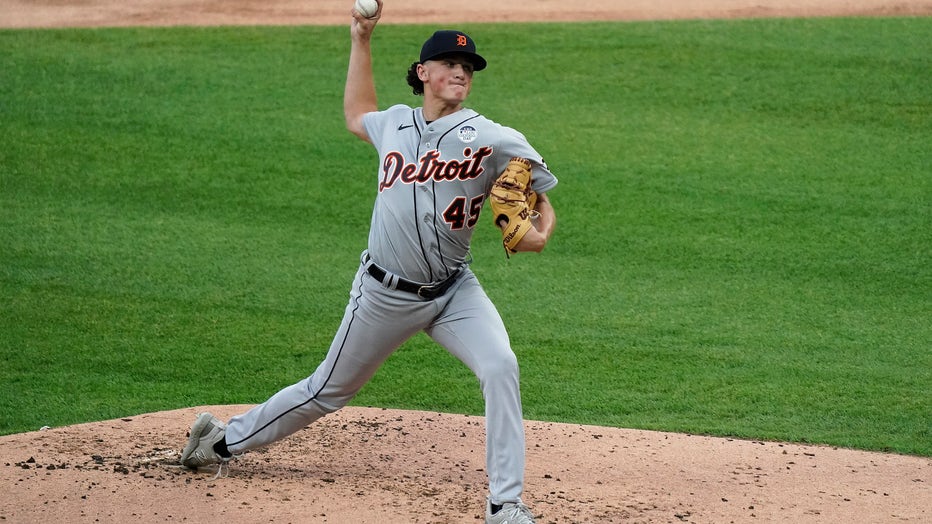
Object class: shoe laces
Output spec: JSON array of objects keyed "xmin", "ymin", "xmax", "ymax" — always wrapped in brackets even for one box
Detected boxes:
[
  {"xmin": 210, "ymin": 453, "xmax": 242, "ymax": 480},
  {"xmin": 212, "ymin": 461, "xmax": 229, "ymax": 480},
  {"xmin": 499, "ymin": 501, "xmax": 534, "ymax": 523}
]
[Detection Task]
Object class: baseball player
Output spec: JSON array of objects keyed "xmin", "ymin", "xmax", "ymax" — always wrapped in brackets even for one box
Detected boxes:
[{"xmin": 180, "ymin": 2, "xmax": 556, "ymax": 523}]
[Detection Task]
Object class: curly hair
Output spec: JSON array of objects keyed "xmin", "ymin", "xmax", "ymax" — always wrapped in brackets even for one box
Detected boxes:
[{"xmin": 406, "ymin": 61, "xmax": 424, "ymax": 96}]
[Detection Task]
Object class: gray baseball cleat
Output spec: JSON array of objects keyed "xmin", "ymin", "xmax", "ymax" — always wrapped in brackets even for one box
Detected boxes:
[
  {"xmin": 180, "ymin": 412, "xmax": 230, "ymax": 469},
  {"xmin": 485, "ymin": 497, "xmax": 536, "ymax": 524}
]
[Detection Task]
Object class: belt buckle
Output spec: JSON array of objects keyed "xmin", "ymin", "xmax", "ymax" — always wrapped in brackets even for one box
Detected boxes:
[
  {"xmin": 417, "ymin": 284, "xmax": 440, "ymax": 300},
  {"xmin": 416, "ymin": 270, "xmax": 460, "ymax": 299}
]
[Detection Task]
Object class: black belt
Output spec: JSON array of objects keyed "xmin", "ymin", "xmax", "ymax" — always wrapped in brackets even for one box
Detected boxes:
[{"xmin": 365, "ymin": 262, "xmax": 461, "ymax": 300}]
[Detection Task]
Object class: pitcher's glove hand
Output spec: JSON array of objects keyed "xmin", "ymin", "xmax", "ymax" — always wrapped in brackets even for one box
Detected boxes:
[{"xmin": 490, "ymin": 157, "xmax": 539, "ymax": 255}]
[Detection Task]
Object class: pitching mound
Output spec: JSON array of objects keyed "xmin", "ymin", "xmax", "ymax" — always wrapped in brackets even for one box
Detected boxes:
[{"xmin": 1, "ymin": 405, "xmax": 928, "ymax": 522}]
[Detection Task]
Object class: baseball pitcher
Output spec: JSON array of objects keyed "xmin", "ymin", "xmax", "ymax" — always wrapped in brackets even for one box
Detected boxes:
[{"xmin": 180, "ymin": 2, "xmax": 557, "ymax": 523}]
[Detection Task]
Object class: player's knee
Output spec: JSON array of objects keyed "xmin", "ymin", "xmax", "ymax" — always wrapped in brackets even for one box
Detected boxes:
[
  {"xmin": 476, "ymin": 350, "xmax": 519, "ymax": 383},
  {"xmin": 305, "ymin": 382, "xmax": 357, "ymax": 413}
]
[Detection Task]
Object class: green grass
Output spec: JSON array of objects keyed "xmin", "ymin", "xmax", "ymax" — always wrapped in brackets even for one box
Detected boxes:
[{"xmin": 1, "ymin": 18, "xmax": 929, "ymax": 456}]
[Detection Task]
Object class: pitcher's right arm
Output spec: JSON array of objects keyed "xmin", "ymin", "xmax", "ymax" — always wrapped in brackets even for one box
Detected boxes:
[{"xmin": 344, "ymin": 0, "xmax": 382, "ymax": 142}]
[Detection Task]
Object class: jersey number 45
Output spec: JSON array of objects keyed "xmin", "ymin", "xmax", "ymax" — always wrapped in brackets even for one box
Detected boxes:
[{"xmin": 443, "ymin": 195, "xmax": 485, "ymax": 230}]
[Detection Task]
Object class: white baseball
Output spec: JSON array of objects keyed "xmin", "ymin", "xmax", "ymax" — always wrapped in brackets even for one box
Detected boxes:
[{"xmin": 354, "ymin": 0, "xmax": 378, "ymax": 19}]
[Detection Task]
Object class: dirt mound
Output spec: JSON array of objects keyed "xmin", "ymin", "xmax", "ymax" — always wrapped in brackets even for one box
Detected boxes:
[{"xmin": 1, "ymin": 406, "xmax": 929, "ymax": 523}]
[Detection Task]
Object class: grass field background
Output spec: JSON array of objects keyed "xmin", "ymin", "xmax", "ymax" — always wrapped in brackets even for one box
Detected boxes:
[{"xmin": 1, "ymin": 18, "xmax": 929, "ymax": 456}]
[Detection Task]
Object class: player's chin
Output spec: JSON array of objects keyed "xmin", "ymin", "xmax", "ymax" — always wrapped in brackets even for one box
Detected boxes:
[{"xmin": 447, "ymin": 85, "xmax": 469, "ymax": 100}]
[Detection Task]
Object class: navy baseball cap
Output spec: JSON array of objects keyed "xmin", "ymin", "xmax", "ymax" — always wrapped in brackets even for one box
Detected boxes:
[{"xmin": 419, "ymin": 30, "xmax": 487, "ymax": 71}]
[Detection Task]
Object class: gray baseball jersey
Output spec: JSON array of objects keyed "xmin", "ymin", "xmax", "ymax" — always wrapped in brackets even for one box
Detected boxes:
[
  {"xmin": 364, "ymin": 104, "xmax": 558, "ymax": 283},
  {"xmin": 222, "ymin": 104, "xmax": 557, "ymax": 506}
]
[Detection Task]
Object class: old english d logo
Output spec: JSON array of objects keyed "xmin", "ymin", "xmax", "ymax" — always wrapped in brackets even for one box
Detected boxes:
[{"xmin": 456, "ymin": 34, "xmax": 468, "ymax": 47}]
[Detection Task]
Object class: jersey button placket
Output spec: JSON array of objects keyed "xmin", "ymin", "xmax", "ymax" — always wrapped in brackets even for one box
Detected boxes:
[{"xmin": 424, "ymin": 127, "xmax": 435, "ymax": 149}]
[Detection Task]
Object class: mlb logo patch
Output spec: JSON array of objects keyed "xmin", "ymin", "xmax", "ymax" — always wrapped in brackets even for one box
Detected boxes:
[{"xmin": 458, "ymin": 125, "xmax": 478, "ymax": 143}]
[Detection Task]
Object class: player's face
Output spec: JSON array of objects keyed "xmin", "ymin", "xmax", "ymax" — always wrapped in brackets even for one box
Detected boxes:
[{"xmin": 419, "ymin": 55, "xmax": 474, "ymax": 104}]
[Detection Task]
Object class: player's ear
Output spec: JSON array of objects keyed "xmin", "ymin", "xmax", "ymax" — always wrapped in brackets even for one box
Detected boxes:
[{"xmin": 416, "ymin": 62, "xmax": 429, "ymax": 82}]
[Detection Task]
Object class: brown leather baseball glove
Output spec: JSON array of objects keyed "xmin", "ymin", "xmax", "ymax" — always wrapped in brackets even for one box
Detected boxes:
[{"xmin": 490, "ymin": 157, "xmax": 538, "ymax": 255}]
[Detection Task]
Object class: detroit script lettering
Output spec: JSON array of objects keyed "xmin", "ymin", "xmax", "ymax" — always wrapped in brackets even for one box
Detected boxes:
[{"xmin": 379, "ymin": 147, "xmax": 493, "ymax": 192}]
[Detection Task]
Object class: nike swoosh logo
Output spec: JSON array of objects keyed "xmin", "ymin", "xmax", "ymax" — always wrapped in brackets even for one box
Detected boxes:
[{"xmin": 398, "ymin": 124, "xmax": 414, "ymax": 130}]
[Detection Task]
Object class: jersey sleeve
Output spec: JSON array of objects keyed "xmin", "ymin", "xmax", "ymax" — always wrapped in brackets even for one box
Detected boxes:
[{"xmin": 362, "ymin": 104, "xmax": 412, "ymax": 150}]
